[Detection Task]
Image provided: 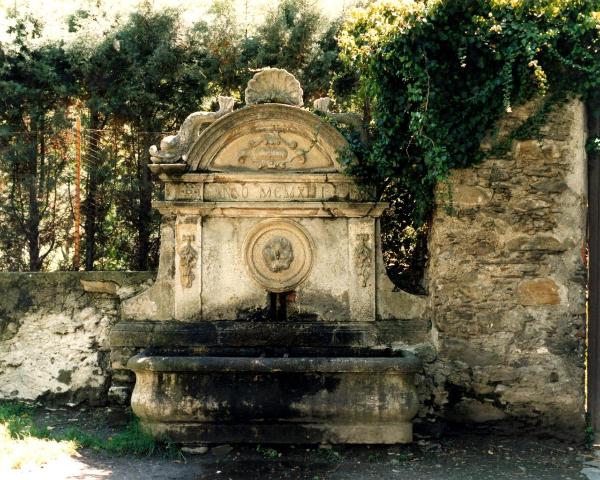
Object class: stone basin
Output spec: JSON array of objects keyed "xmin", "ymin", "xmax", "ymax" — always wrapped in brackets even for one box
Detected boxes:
[{"xmin": 127, "ymin": 348, "xmax": 421, "ymax": 444}]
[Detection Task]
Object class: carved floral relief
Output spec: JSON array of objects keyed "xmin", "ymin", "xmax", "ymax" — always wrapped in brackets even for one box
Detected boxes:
[
  {"xmin": 179, "ymin": 234, "xmax": 198, "ymax": 288},
  {"xmin": 355, "ymin": 234, "xmax": 372, "ymax": 288}
]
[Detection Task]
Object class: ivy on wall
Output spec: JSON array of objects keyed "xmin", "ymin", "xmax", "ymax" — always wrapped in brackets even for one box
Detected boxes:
[{"xmin": 339, "ymin": 0, "xmax": 600, "ymax": 223}]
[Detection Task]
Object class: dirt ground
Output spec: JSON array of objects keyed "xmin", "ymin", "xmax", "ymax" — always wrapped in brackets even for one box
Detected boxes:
[{"xmin": 2, "ymin": 405, "xmax": 591, "ymax": 480}]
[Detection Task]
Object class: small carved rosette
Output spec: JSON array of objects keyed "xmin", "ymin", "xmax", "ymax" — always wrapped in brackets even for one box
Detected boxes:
[
  {"xmin": 262, "ymin": 236, "xmax": 294, "ymax": 273},
  {"xmin": 179, "ymin": 235, "xmax": 198, "ymax": 288}
]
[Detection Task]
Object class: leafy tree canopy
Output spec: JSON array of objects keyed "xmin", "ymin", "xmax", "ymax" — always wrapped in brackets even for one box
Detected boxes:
[
  {"xmin": 340, "ymin": 0, "xmax": 600, "ymax": 222},
  {"xmin": 0, "ymin": 11, "xmax": 76, "ymax": 270}
]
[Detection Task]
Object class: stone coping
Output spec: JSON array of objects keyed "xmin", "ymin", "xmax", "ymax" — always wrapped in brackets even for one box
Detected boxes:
[
  {"xmin": 157, "ymin": 172, "xmax": 359, "ymax": 183},
  {"xmin": 127, "ymin": 351, "xmax": 421, "ymax": 373},
  {"xmin": 110, "ymin": 320, "xmax": 430, "ymax": 348},
  {"xmin": 153, "ymin": 201, "xmax": 388, "ymax": 218}
]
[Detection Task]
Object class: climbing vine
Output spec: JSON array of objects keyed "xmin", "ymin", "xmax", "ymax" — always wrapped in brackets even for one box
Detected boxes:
[{"xmin": 339, "ymin": 0, "xmax": 600, "ymax": 223}]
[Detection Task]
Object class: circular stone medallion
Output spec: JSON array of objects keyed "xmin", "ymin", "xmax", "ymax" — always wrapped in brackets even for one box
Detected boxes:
[{"xmin": 243, "ymin": 219, "xmax": 314, "ymax": 293}]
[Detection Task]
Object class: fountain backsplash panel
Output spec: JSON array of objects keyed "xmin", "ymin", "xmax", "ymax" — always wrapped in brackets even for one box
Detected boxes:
[{"xmin": 115, "ymin": 69, "xmax": 422, "ymax": 444}]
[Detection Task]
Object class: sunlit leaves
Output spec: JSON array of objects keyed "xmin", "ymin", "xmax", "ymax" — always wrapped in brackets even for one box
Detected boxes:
[{"xmin": 340, "ymin": 0, "xmax": 600, "ymax": 224}]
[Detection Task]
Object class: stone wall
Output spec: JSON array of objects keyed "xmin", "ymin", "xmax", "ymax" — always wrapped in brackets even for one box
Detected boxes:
[
  {"xmin": 0, "ymin": 272, "xmax": 153, "ymax": 405},
  {"xmin": 424, "ymin": 99, "xmax": 587, "ymax": 439}
]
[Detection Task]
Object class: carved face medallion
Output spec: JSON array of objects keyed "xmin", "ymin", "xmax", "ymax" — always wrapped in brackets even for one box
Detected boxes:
[
  {"xmin": 262, "ymin": 236, "xmax": 294, "ymax": 273},
  {"xmin": 243, "ymin": 219, "xmax": 314, "ymax": 292}
]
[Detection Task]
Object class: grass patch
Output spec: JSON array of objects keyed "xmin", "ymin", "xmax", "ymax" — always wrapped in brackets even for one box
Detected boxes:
[
  {"xmin": 256, "ymin": 444, "xmax": 281, "ymax": 460},
  {"xmin": 56, "ymin": 420, "xmax": 170, "ymax": 456},
  {"xmin": 316, "ymin": 447, "xmax": 343, "ymax": 463},
  {"xmin": 0, "ymin": 400, "xmax": 180, "ymax": 470},
  {"xmin": 0, "ymin": 403, "xmax": 77, "ymax": 470},
  {"xmin": 0, "ymin": 423, "xmax": 77, "ymax": 470}
]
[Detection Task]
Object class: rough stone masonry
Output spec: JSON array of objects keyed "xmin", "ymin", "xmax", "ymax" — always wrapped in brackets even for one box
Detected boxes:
[{"xmin": 425, "ymin": 99, "xmax": 587, "ymax": 439}]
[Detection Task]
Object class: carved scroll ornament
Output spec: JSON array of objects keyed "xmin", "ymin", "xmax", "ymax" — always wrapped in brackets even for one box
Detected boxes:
[
  {"xmin": 179, "ymin": 235, "xmax": 198, "ymax": 288},
  {"xmin": 238, "ymin": 131, "xmax": 307, "ymax": 169},
  {"xmin": 355, "ymin": 234, "xmax": 372, "ymax": 288}
]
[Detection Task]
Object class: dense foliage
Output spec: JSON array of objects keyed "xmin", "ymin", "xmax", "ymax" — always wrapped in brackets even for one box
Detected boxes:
[
  {"xmin": 0, "ymin": 14, "xmax": 76, "ymax": 270},
  {"xmin": 340, "ymin": 0, "xmax": 600, "ymax": 223},
  {"xmin": 0, "ymin": 1, "xmax": 348, "ymax": 271},
  {"xmin": 70, "ymin": 6, "xmax": 211, "ymax": 271},
  {"xmin": 1, "ymin": 0, "xmax": 599, "ymax": 288}
]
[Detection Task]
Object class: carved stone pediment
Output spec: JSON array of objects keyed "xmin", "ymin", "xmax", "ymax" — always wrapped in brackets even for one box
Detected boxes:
[
  {"xmin": 186, "ymin": 104, "xmax": 349, "ymax": 173},
  {"xmin": 149, "ymin": 71, "xmax": 353, "ymax": 174}
]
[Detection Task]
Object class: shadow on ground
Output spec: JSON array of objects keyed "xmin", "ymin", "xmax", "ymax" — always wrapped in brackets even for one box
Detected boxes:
[
  {"xmin": 9, "ymin": 433, "xmax": 587, "ymax": 480},
  {"xmin": 0, "ymin": 404, "xmax": 589, "ymax": 480}
]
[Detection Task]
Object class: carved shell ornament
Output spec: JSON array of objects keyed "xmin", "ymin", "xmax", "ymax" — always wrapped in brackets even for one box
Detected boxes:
[{"xmin": 244, "ymin": 68, "xmax": 304, "ymax": 107}]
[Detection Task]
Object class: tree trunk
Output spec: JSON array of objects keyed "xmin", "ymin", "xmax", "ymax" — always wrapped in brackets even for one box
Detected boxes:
[
  {"xmin": 135, "ymin": 132, "xmax": 152, "ymax": 271},
  {"xmin": 83, "ymin": 110, "xmax": 100, "ymax": 270},
  {"xmin": 27, "ymin": 121, "xmax": 41, "ymax": 271}
]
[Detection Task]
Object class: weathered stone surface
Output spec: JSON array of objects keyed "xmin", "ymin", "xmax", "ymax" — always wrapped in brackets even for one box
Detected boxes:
[
  {"xmin": 506, "ymin": 235, "xmax": 565, "ymax": 252},
  {"xmin": 128, "ymin": 350, "xmax": 421, "ymax": 444},
  {"xmin": 108, "ymin": 386, "xmax": 131, "ymax": 405},
  {"xmin": 447, "ymin": 399, "xmax": 508, "ymax": 423},
  {"xmin": 531, "ymin": 178, "xmax": 568, "ymax": 193},
  {"xmin": 517, "ymin": 278, "xmax": 561, "ymax": 306},
  {"xmin": 451, "ymin": 185, "xmax": 493, "ymax": 207},
  {"xmin": 182, "ymin": 446, "xmax": 209, "ymax": 455},
  {"xmin": 126, "ymin": 99, "xmax": 404, "ymax": 324},
  {"xmin": 581, "ymin": 467, "xmax": 600, "ymax": 480},
  {"xmin": 80, "ymin": 280, "xmax": 119, "ymax": 295},
  {"xmin": 0, "ymin": 272, "xmax": 153, "ymax": 405},
  {"xmin": 427, "ymin": 99, "xmax": 586, "ymax": 440},
  {"xmin": 377, "ymin": 287, "xmax": 428, "ymax": 321},
  {"xmin": 439, "ymin": 337, "xmax": 507, "ymax": 366},
  {"xmin": 186, "ymin": 103, "xmax": 347, "ymax": 173},
  {"xmin": 514, "ymin": 140, "xmax": 560, "ymax": 165},
  {"xmin": 244, "ymin": 68, "xmax": 303, "ymax": 106},
  {"xmin": 121, "ymin": 72, "xmax": 425, "ymax": 445},
  {"xmin": 149, "ymin": 96, "xmax": 235, "ymax": 164}
]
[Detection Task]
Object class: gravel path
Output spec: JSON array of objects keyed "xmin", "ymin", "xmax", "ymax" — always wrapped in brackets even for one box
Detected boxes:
[
  {"xmin": 1, "ymin": 405, "xmax": 590, "ymax": 479},
  {"xmin": 4, "ymin": 433, "xmax": 589, "ymax": 480}
]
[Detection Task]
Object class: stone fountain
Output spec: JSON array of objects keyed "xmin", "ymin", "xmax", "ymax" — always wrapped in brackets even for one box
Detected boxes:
[{"xmin": 111, "ymin": 69, "xmax": 422, "ymax": 445}]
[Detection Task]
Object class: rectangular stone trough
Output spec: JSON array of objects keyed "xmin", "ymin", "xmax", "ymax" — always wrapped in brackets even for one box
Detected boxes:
[{"xmin": 127, "ymin": 348, "xmax": 421, "ymax": 444}]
